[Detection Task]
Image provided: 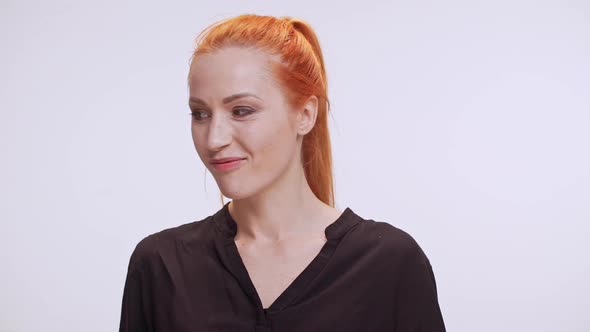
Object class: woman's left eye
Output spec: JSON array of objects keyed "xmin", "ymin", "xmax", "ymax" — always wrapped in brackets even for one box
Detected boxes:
[{"xmin": 233, "ymin": 107, "xmax": 255, "ymax": 117}]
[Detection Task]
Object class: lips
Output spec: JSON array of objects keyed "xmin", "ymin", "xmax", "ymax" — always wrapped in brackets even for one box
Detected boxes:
[
  {"xmin": 210, "ymin": 157, "xmax": 245, "ymax": 172},
  {"xmin": 210, "ymin": 157, "xmax": 245, "ymax": 164}
]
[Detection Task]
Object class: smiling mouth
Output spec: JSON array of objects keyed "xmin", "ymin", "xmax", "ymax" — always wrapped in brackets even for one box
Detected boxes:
[{"xmin": 210, "ymin": 158, "xmax": 245, "ymax": 171}]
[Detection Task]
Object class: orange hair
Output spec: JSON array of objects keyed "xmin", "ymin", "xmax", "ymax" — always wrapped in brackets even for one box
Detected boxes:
[{"xmin": 188, "ymin": 14, "xmax": 335, "ymax": 208}]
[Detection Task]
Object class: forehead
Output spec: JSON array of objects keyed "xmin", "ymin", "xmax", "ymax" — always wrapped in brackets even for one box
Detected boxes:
[{"xmin": 189, "ymin": 47, "xmax": 279, "ymax": 97}]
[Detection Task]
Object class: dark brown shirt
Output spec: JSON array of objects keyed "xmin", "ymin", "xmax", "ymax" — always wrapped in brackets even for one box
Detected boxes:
[{"xmin": 119, "ymin": 202, "xmax": 446, "ymax": 331}]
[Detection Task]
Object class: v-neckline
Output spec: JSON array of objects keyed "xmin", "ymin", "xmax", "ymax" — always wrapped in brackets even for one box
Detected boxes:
[
  {"xmin": 213, "ymin": 202, "xmax": 361, "ymax": 313},
  {"xmin": 227, "ymin": 233, "xmax": 338, "ymax": 311}
]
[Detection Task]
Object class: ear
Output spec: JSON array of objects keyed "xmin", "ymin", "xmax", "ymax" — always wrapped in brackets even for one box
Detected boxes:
[{"xmin": 297, "ymin": 95, "xmax": 319, "ymax": 136}]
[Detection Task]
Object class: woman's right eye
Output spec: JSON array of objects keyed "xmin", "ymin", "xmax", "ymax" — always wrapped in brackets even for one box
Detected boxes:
[{"xmin": 190, "ymin": 110, "xmax": 210, "ymax": 121}]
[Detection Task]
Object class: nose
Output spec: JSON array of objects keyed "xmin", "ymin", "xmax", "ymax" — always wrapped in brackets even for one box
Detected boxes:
[{"xmin": 206, "ymin": 112, "xmax": 232, "ymax": 152}]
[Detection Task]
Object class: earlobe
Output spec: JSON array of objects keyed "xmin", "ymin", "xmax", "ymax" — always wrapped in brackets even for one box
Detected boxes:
[{"xmin": 298, "ymin": 95, "xmax": 319, "ymax": 135}]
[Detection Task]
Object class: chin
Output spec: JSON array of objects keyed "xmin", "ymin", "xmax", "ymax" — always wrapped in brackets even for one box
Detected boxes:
[
  {"xmin": 216, "ymin": 182, "xmax": 251, "ymax": 200},
  {"xmin": 220, "ymin": 190, "xmax": 248, "ymax": 200},
  {"xmin": 213, "ymin": 170, "xmax": 276, "ymax": 201}
]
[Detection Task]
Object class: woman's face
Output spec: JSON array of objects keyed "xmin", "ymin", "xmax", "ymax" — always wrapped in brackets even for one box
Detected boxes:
[{"xmin": 188, "ymin": 46, "xmax": 303, "ymax": 200}]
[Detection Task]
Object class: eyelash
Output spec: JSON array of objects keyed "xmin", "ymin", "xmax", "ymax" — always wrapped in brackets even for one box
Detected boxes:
[{"xmin": 189, "ymin": 107, "xmax": 255, "ymax": 121}]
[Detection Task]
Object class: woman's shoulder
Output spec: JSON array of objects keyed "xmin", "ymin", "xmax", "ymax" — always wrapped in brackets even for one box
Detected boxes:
[
  {"xmin": 125, "ymin": 214, "xmax": 217, "ymax": 272},
  {"xmin": 350, "ymin": 210, "xmax": 432, "ymax": 265}
]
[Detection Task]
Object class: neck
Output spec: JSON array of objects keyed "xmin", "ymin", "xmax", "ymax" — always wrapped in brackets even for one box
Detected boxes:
[{"xmin": 228, "ymin": 160, "xmax": 331, "ymax": 243}]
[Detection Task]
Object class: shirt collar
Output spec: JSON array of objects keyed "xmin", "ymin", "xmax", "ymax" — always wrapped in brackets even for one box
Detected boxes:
[{"xmin": 213, "ymin": 201, "xmax": 362, "ymax": 241}]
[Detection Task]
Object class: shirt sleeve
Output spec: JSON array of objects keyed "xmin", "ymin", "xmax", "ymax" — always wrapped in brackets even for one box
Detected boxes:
[
  {"xmin": 119, "ymin": 241, "xmax": 154, "ymax": 332},
  {"xmin": 394, "ymin": 241, "xmax": 446, "ymax": 331}
]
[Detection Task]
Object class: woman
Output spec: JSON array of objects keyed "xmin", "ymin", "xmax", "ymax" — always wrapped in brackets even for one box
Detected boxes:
[{"xmin": 119, "ymin": 14, "xmax": 446, "ymax": 331}]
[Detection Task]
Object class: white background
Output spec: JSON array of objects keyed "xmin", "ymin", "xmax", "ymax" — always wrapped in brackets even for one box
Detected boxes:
[{"xmin": 1, "ymin": 0, "xmax": 589, "ymax": 331}]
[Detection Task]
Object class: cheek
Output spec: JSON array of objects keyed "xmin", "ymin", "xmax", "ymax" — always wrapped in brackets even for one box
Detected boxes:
[{"xmin": 245, "ymin": 120, "xmax": 296, "ymax": 166}]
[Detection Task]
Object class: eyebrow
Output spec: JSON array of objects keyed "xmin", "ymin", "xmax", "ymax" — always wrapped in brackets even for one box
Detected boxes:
[{"xmin": 189, "ymin": 92, "xmax": 262, "ymax": 106}]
